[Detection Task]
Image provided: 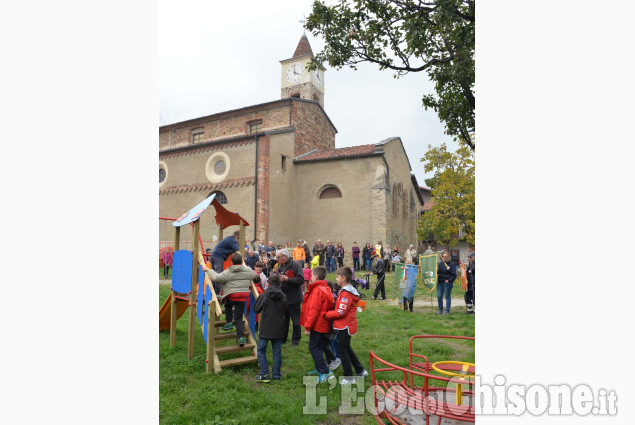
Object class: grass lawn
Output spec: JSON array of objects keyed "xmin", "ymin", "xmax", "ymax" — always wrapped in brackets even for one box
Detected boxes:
[{"xmin": 159, "ymin": 271, "xmax": 474, "ymax": 424}]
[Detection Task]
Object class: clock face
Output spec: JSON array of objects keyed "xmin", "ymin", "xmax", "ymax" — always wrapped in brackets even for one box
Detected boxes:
[
  {"xmin": 312, "ymin": 70, "xmax": 322, "ymax": 87},
  {"xmin": 286, "ymin": 63, "xmax": 304, "ymax": 83}
]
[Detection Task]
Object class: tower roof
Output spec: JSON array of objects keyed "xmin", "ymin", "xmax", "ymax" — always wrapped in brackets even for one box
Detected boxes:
[{"xmin": 293, "ymin": 34, "xmax": 314, "ymax": 58}]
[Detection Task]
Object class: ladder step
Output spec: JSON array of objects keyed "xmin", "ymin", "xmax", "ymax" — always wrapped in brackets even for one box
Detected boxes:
[
  {"xmin": 214, "ymin": 332, "xmax": 237, "ymax": 340},
  {"xmin": 218, "ymin": 355, "xmax": 258, "ymax": 368},
  {"xmin": 216, "ymin": 343, "xmax": 255, "ymax": 354},
  {"xmin": 214, "ymin": 320, "xmax": 228, "ymax": 327}
]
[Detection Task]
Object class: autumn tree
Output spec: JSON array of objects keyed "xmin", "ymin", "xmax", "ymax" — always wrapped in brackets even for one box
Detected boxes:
[
  {"xmin": 306, "ymin": 0, "xmax": 475, "ymax": 149},
  {"xmin": 417, "ymin": 143, "xmax": 474, "ymax": 246}
]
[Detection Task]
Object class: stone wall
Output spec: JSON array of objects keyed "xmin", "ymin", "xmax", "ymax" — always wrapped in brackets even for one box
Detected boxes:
[
  {"xmin": 292, "ymin": 155, "xmax": 385, "ymax": 266},
  {"xmin": 380, "ymin": 138, "xmax": 422, "ymax": 250},
  {"xmin": 281, "ymin": 83, "xmax": 323, "ymax": 108}
]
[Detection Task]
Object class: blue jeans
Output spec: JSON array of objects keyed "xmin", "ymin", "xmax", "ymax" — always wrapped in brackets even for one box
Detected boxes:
[
  {"xmin": 328, "ymin": 257, "xmax": 336, "ymax": 272},
  {"xmin": 257, "ymin": 337, "xmax": 282, "ymax": 379},
  {"xmin": 437, "ymin": 282, "xmax": 453, "ymax": 312},
  {"xmin": 365, "ymin": 259, "xmax": 372, "ymax": 271}
]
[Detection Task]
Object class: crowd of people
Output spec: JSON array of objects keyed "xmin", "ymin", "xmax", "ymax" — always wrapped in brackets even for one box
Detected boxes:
[
  {"xmin": 193, "ymin": 231, "xmax": 475, "ymax": 382},
  {"xmin": 201, "ymin": 234, "xmax": 367, "ymax": 385}
]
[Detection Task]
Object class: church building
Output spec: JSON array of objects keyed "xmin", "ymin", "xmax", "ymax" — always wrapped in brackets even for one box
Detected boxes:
[{"xmin": 159, "ymin": 34, "xmax": 424, "ymax": 260}]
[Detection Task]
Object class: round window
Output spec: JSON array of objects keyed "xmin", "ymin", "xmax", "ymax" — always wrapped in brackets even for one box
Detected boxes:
[
  {"xmin": 159, "ymin": 161, "xmax": 169, "ymax": 188},
  {"xmin": 214, "ymin": 160, "xmax": 226, "ymax": 175},
  {"xmin": 205, "ymin": 152, "xmax": 230, "ymax": 183}
]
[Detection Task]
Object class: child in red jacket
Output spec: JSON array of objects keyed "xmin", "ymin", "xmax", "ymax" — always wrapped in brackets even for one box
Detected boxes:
[
  {"xmin": 325, "ymin": 267, "xmax": 368, "ymax": 384},
  {"xmin": 299, "ymin": 266, "xmax": 336, "ymax": 384}
]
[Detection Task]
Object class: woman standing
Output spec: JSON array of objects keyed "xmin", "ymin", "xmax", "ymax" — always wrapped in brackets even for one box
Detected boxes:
[
  {"xmin": 336, "ymin": 242, "xmax": 344, "ymax": 268},
  {"xmin": 362, "ymin": 242, "xmax": 372, "ymax": 271}
]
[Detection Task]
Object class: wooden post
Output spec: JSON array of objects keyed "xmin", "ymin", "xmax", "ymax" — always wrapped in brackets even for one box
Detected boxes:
[
  {"xmin": 188, "ymin": 220, "xmax": 200, "ymax": 359},
  {"xmin": 170, "ymin": 226, "xmax": 181, "ymax": 348},
  {"xmin": 217, "ymin": 225, "xmax": 223, "ymax": 248},
  {"xmin": 207, "ymin": 300, "xmax": 221, "ymax": 374},
  {"xmin": 239, "ymin": 221, "xmax": 246, "ymax": 255}
]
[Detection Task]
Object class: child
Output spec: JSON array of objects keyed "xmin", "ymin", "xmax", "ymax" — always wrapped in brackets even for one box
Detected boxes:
[
  {"xmin": 254, "ymin": 261, "xmax": 268, "ymax": 290},
  {"xmin": 202, "ymin": 252, "xmax": 257, "ymax": 347},
  {"xmin": 252, "ymin": 275, "xmax": 287, "ymax": 382},
  {"xmin": 327, "ymin": 280, "xmax": 340, "ymax": 359},
  {"xmin": 261, "ymin": 256, "xmax": 271, "ymax": 278},
  {"xmin": 302, "ymin": 262, "xmax": 312, "ymax": 293},
  {"xmin": 401, "ymin": 258, "xmax": 415, "ymax": 312},
  {"xmin": 325, "ymin": 267, "xmax": 368, "ymax": 384},
  {"xmin": 299, "ymin": 266, "xmax": 336, "ymax": 384}
]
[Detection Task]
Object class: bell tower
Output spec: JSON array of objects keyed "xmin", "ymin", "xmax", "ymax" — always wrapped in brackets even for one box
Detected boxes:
[{"xmin": 280, "ymin": 33, "xmax": 325, "ymax": 108}]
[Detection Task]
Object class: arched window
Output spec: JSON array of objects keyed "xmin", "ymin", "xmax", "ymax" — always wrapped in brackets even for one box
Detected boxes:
[
  {"xmin": 403, "ymin": 192, "xmax": 408, "ymax": 220},
  {"xmin": 393, "ymin": 183, "xmax": 402, "ymax": 215},
  {"xmin": 211, "ymin": 190, "xmax": 228, "ymax": 204},
  {"xmin": 290, "ymin": 92, "xmax": 301, "ymax": 98},
  {"xmin": 319, "ymin": 186, "xmax": 342, "ymax": 199}
]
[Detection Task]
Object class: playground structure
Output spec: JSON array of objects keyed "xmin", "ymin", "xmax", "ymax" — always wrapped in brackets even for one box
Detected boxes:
[
  {"xmin": 369, "ymin": 335, "xmax": 475, "ymax": 425},
  {"xmin": 158, "ymin": 194, "xmax": 261, "ymax": 373}
]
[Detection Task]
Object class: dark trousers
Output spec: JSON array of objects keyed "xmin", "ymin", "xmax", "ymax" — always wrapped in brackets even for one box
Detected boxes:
[
  {"xmin": 373, "ymin": 274, "xmax": 386, "ymax": 299},
  {"xmin": 210, "ymin": 256, "xmax": 225, "ymax": 294},
  {"xmin": 337, "ymin": 330, "xmax": 364, "ymax": 376},
  {"xmin": 309, "ymin": 330, "xmax": 330, "ymax": 374},
  {"xmin": 337, "ymin": 257, "xmax": 343, "ymax": 268},
  {"xmin": 465, "ymin": 285, "xmax": 475, "ymax": 306},
  {"xmin": 283, "ymin": 302, "xmax": 301, "ymax": 345},
  {"xmin": 324, "ymin": 339, "xmax": 337, "ymax": 363},
  {"xmin": 353, "ymin": 258, "xmax": 360, "ymax": 271},
  {"xmin": 224, "ymin": 299, "xmax": 245, "ymax": 338},
  {"xmin": 163, "ymin": 264, "xmax": 170, "ymax": 277},
  {"xmin": 403, "ymin": 297, "xmax": 414, "ymax": 312}
]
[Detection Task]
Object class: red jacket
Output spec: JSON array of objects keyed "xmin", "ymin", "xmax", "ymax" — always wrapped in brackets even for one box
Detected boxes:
[
  {"xmin": 325, "ymin": 285, "xmax": 360, "ymax": 335},
  {"xmin": 299, "ymin": 280, "xmax": 334, "ymax": 333}
]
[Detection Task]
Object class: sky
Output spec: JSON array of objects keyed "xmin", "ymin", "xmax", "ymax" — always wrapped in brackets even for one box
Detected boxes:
[{"xmin": 159, "ymin": 0, "xmax": 456, "ymax": 186}]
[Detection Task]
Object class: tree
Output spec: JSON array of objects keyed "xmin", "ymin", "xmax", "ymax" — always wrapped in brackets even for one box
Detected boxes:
[
  {"xmin": 306, "ymin": 0, "xmax": 475, "ymax": 149},
  {"xmin": 417, "ymin": 143, "xmax": 474, "ymax": 246}
]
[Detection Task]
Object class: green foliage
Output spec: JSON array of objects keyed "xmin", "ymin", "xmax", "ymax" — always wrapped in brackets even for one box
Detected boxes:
[
  {"xmin": 418, "ymin": 143, "xmax": 474, "ymax": 246},
  {"xmin": 306, "ymin": 0, "xmax": 475, "ymax": 149}
]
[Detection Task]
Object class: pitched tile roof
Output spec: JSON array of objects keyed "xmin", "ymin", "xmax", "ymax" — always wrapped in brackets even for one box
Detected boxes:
[
  {"xmin": 293, "ymin": 34, "xmax": 314, "ymax": 58},
  {"xmin": 421, "ymin": 200, "xmax": 436, "ymax": 211},
  {"xmin": 294, "ymin": 144, "xmax": 378, "ymax": 162}
]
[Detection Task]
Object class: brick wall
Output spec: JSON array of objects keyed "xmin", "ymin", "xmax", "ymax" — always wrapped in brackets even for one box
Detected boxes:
[
  {"xmin": 291, "ymin": 100, "xmax": 335, "ymax": 157},
  {"xmin": 256, "ymin": 135, "xmax": 270, "ymax": 244},
  {"xmin": 281, "ymin": 83, "xmax": 323, "ymax": 107},
  {"xmin": 159, "ymin": 102, "xmax": 291, "ymax": 152}
]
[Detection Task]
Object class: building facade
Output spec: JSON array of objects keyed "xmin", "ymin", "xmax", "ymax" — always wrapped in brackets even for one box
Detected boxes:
[{"xmin": 159, "ymin": 35, "xmax": 424, "ymax": 262}]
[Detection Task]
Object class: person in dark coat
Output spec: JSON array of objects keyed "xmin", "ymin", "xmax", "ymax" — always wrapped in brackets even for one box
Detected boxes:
[
  {"xmin": 253, "ymin": 275, "xmax": 287, "ymax": 382},
  {"xmin": 370, "ymin": 254, "xmax": 386, "ymax": 300},
  {"xmin": 245, "ymin": 249, "xmax": 260, "ymax": 269},
  {"xmin": 274, "ymin": 249, "xmax": 305, "ymax": 346},
  {"xmin": 302, "ymin": 240, "xmax": 312, "ymax": 263},
  {"xmin": 465, "ymin": 252, "xmax": 475, "ymax": 314},
  {"xmin": 437, "ymin": 251, "xmax": 457, "ymax": 316},
  {"xmin": 210, "ymin": 230, "xmax": 240, "ymax": 273}
]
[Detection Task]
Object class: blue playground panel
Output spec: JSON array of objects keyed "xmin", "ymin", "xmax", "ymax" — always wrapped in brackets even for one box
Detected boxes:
[
  {"xmin": 200, "ymin": 284, "xmax": 213, "ymax": 343},
  {"xmin": 172, "ymin": 250, "xmax": 193, "ymax": 294},
  {"xmin": 248, "ymin": 292, "xmax": 257, "ymax": 337},
  {"xmin": 197, "ymin": 265, "xmax": 205, "ymax": 324}
]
